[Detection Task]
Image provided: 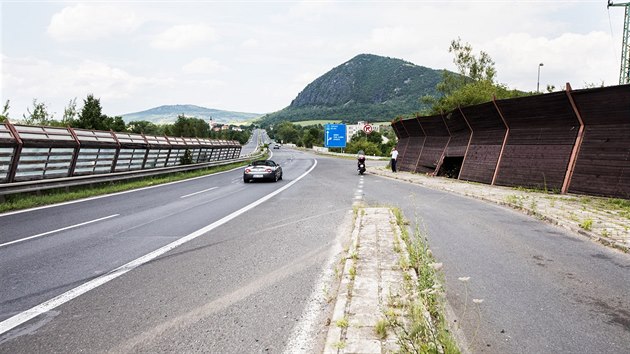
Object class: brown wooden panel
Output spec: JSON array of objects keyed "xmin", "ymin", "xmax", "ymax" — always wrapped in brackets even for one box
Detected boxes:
[
  {"xmin": 571, "ymin": 84, "xmax": 630, "ymax": 125},
  {"xmin": 495, "ymin": 144, "xmax": 574, "ymax": 189},
  {"xmin": 396, "ymin": 137, "xmax": 410, "ymax": 171},
  {"xmin": 419, "ymin": 115, "xmax": 449, "ymax": 136},
  {"xmin": 415, "ymin": 136, "xmax": 449, "ymax": 173},
  {"xmin": 401, "ymin": 117, "xmax": 425, "ymax": 137},
  {"xmin": 444, "ymin": 110, "xmax": 471, "ymax": 157},
  {"xmin": 569, "ymin": 124, "xmax": 630, "ymax": 198},
  {"xmin": 461, "ymin": 102, "xmax": 505, "ymax": 131},
  {"xmin": 392, "ymin": 120, "xmax": 409, "ymax": 138},
  {"xmin": 496, "ymin": 91, "xmax": 579, "ymax": 128},
  {"xmin": 459, "ymin": 144, "xmax": 503, "ymax": 184},
  {"xmin": 399, "ymin": 137, "xmax": 425, "ymax": 171}
]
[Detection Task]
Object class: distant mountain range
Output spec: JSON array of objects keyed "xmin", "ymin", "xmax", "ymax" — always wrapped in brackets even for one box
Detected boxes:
[
  {"xmin": 121, "ymin": 104, "xmax": 261, "ymax": 125},
  {"xmin": 258, "ymin": 54, "xmax": 448, "ymax": 125}
]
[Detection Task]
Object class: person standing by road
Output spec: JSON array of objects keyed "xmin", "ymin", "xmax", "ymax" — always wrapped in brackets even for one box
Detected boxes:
[{"xmin": 390, "ymin": 147, "xmax": 398, "ymax": 172}]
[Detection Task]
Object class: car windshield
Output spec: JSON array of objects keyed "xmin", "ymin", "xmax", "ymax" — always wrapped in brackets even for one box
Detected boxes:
[{"xmin": 252, "ymin": 160, "xmax": 273, "ymax": 166}]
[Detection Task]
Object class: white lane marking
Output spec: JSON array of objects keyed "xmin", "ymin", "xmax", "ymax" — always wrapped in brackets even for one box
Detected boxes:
[
  {"xmin": 0, "ymin": 159, "xmax": 318, "ymax": 336},
  {"xmin": 0, "ymin": 166, "xmax": 246, "ymax": 218},
  {"xmin": 180, "ymin": 187, "xmax": 218, "ymax": 199},
  {"xmin": 0, "ymin": 214, "xmax": 120, "ymax": 249}
]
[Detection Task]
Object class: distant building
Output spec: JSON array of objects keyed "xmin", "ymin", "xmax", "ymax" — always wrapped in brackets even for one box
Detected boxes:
[{"xmin": 347, "ymin": 121, "xmax": 380, "ymax": 142}]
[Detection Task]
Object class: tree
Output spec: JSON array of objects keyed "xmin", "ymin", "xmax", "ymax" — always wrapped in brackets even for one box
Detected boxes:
[
  {"xmin": 345, "ymin": 139, "xmax": 381, "ymax": 156},
  {"xmin": 128, "ymin": 120, "xmax": 162, "ymax": 135},
  {"xmin": 449, "ymin": 37, "xmax": 496, "ymax": 82},
  {"xmin": 62, "ymin": 98, "xmax": 78, "ymax": 126},
  {"xmin": 275, "ymin": 121, "xmax": 300, "ymax": 144},
  {"xmin": 77, "ymin": 94, "xmax": 106, "ymax": 130},
  {"xmin": 171, "ymin": 115, "xmax": 210, "ymax": 137},
  {"xmin": 301, "ymin": 126, "xmax": 323, "ymax": 148},
  {"xmin": 423, "ymin": 38, "xmax": 528, "ymax": 115},
  {"xmin": 180, "ymin": 149, "xmax": 193, "ymax": 165},
  {"xmin": 75, "ymin": 94, "xmax": 126, "ymax": 132},
  {"xmin": 0, "ymin": 100, "xmax": 9, "ymax": 123},
  {"xmin": 23, "ymin": 99, "xmax": 54, "ymax": 125},
  {"xmin": 110, "ymin": 116, "xmax": 126, "ymax": 132}
]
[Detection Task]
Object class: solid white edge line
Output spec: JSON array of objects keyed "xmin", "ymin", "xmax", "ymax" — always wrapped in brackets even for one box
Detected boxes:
[
  {"xmin": 0, "ymin": 159, "xmax": 318, "ymax": 336},
  {"xmin": 0, "ymin": 214, "xmax": 120, "ymax": 249},
  {"xmin": 180, "ymin": 187, "xmax": 219, "ymax": 199}
]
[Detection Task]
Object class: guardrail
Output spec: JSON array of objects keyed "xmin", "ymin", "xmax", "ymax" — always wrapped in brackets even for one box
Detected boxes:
[{"xmin": 0, "ymin": 122, "xmax": 250, "ymax": 196}]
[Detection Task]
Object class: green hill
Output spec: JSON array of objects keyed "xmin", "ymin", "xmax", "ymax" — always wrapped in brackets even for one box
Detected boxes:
[{"xmin": 259, "ymin": 54, "xmax": 446, "ymax": 126}]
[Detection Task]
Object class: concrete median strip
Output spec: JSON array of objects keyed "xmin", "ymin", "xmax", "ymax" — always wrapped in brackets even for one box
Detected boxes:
[{"xmin": 323, "ymin": 207, "xmax": 449, "ymax": 353}]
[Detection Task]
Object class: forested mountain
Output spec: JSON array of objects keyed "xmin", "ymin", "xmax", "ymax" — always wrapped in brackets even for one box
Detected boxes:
[
  {"xmin": 121, "ymin": 104, "xmax": 261, "ymax": 124},
  {"xmin": 259, "ymin": 54, "xmax": 446, "ymax": 125}
]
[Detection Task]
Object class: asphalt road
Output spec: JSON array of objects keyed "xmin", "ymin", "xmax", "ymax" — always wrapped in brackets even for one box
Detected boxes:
[
  {"xmin": 362, "ymin": 167, "xmax": 630, "ymax": 353},
  {"xmin": 1, "ymin": 147, "xmax": 629, "ymax": 353},
  {"xmin": 0, "ymin": 148, "xmax": 362, "ymax": 352}
]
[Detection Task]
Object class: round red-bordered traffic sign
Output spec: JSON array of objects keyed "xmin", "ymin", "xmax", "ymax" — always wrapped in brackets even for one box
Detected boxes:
[{"xmin": 363, "ymin": 124, "xmax": 373, "ymax": 134}]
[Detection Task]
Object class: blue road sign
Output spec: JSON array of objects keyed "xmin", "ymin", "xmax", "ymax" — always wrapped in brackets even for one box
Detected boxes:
[{"xmin": 325, "ymin": 124, "xmax": 347, "ymax": 148}]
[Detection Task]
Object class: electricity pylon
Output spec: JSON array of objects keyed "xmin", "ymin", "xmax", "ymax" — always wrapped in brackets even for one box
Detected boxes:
[{"xmin": 608, "ymin": 1, "xmax": 630, "ymax": 84}]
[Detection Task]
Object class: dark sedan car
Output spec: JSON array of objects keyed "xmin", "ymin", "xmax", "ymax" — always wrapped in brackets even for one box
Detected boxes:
[{"xmin": 243, "ymin": 160, "xmax": 283, "ymax": 182}]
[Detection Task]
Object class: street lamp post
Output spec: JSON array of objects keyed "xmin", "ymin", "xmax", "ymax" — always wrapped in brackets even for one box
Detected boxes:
[{"xmin": 537, "ymin": 63, "xmax": 544, "ymax": 93}]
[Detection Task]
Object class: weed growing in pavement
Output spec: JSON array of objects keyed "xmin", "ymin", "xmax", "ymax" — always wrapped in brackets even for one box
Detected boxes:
[
  {"xmin": 348, "ymin": 266, "xmax": 357, "ymax": 280},
  {"xmin": 580, "ymin": 218, "xmax": 594, "ymax": 231},
  {"xmin": 375, "ymin": 318, "xmax": 389, "ymax": 339},
  {"xmin": 332, "ymin": 341, "xmax": 346, "ymax": 349},
  {"xmin": 580, "ymin": 197, "xmax": 630, "ymax": 220},
  {"xmin": 349, "ymin": 250, "xmax": 359, "ymax": 261},
  {"xmin": 336, "ymin": 317, "xmax": 349, "ymax": 328},
  {"xmin": 387, "ymin": 208, "xmax": 460, "ymax": 354},
  {"xmin": 530, "ymin": 199, "xmax": 538, "ymax": 213},
  {"xmin": 505, "ymin": 194, "xmax": 524, "ymax": 209},
  {"xmin": 512, "ymin": 184, "xmax": 559, "ymax": 195}
]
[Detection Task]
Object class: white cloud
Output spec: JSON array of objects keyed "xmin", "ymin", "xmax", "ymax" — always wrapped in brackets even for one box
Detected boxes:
[
  {"xmin": 47, "ymin": 4, "xmax": 141, "ymax": 42},
  {"xmin": 241, "ymin": 38, "xmax": 260, "ymax": 49},
  {"xmin": 486, "ymin": 31, "xmax": 618, "ymax": 91},
  {"xmin": 182, "ymin": 58, "xmax": 227, "ymax": 75},
  {"xmin": 151, "ymin": 24, "xmax": 218, "ymax": 50},
  {"xmin": 2, "ymin": 55, "xmax": 167, "ymax": 118}
]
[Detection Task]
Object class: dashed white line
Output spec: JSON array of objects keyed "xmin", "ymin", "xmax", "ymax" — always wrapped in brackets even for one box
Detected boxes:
[
  {"xmin": 0, "ymin": 214, "xmax": 120, "ymax": 249},
  {"xmin": 180, "ymin": 187, "xmax": 218, "ymax": 198}
]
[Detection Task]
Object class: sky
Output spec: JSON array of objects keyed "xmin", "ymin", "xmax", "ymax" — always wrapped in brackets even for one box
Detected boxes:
[{"xmin": 1, "ymin": 0, "xmax": 626, "ymax": 120}]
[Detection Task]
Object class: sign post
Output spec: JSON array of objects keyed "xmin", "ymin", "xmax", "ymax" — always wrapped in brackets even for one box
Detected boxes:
[{"xmin": 324, "ymin": 124, "xmax": 347, "ymax": 148}]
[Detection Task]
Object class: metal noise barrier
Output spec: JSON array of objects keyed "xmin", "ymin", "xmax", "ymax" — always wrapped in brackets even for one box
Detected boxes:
[{"xmin": 0, "ymin": 122, "xmax": 249, "ymax": 196}]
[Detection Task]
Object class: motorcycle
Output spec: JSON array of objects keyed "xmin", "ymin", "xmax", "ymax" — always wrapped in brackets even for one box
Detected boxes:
[{"xmin": 357, "ymin": 151, "xmax": 366, "ymax": 175}]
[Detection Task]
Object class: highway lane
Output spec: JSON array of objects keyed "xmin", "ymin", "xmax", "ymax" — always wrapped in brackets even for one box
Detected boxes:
[
  {"xmin": 0, "ymin": 150, "xmax": 305, "ymax": 321},
  {"xmin": 239, "ymin": 128, "xmax": 267, "ymax": 156},
  {"xmin": 0, "ymin": 148, "xmax": 364, "ymax": 352},
  {"xmin": 363, "ymin": 172, "xmax": 630, "ymax": 353}
]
